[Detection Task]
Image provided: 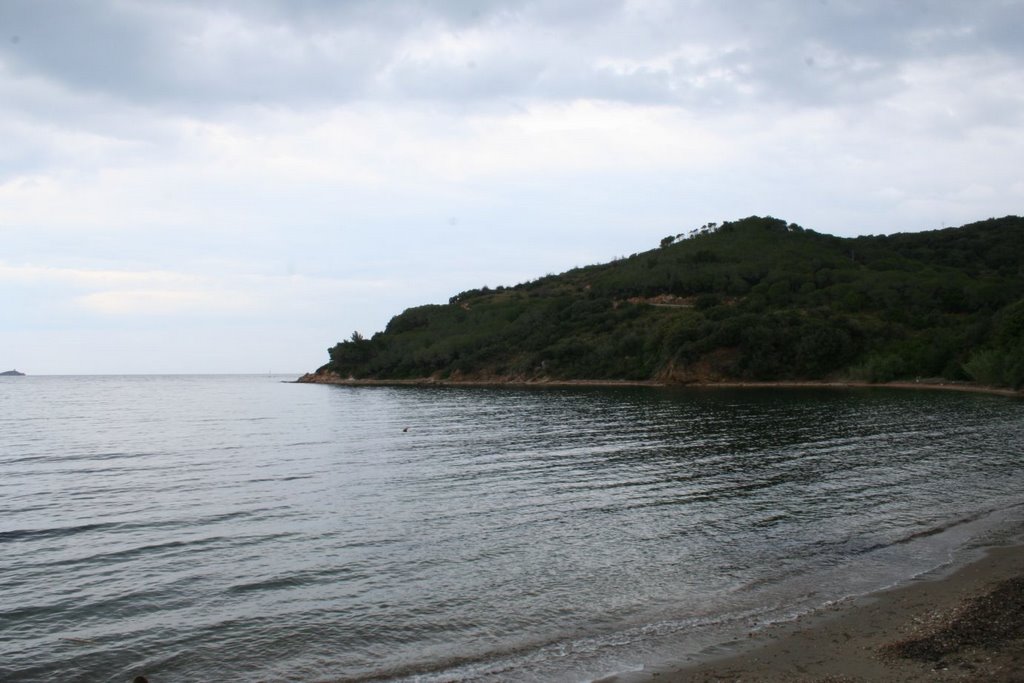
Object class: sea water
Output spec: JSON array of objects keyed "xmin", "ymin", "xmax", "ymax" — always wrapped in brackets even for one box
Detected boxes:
[{"xmin": 1, "ymin": 375, "xmax": 1022, "ymax": 682}]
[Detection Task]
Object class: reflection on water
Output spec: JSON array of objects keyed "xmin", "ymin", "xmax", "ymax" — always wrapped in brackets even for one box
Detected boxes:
[{"xmin": 1, "ymin": 376, "xmax": 1022, "ymax": 681}]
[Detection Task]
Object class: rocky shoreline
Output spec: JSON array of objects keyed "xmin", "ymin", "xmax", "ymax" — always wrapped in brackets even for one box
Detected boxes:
[{"xmin": 295, "ymin": 371, "xmax": 1023, "ymax": 398}]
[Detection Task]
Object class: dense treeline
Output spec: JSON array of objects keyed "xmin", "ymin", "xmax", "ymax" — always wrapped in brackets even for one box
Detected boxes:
[{"xmin": 315, "ymin": 215, "xmax": 1024, "ymax": 388}]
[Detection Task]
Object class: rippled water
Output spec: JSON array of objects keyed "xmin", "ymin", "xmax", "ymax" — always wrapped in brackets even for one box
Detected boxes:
[{"xmin": 2, "ymin": 375, "xmax": 1023, "ymax": 682}]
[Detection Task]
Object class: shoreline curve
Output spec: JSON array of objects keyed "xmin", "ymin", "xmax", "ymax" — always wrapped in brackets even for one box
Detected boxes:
[
  {"xmin": 612, "ymin": 539, "xmax": 1024, "ymax": 682},
  {"xmin": 295, "ymin": 373, "xmax": 1023, "ymax": 398}
]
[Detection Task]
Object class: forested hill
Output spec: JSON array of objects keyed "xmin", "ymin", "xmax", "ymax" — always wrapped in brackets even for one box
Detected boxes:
[{"xmin": 306, "ymin": 215, "xmax": 1024, "ymax": 388}]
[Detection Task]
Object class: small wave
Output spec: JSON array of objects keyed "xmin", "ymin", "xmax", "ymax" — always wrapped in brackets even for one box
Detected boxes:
[
  {"xmin": 0, "ymin": 584, "xmax": 190, "ymax": 625},
  {"xmin": 246, "ymin": 474, "xmax": 314, "ymax": 484},
  {"xmin": 16, "ymin": 531, "xmax": 301, "ymax": 574},
  {"xmin": 376, "ymin": 604, "xmax": 778, "ymax": 683},
  {"xmin": 227, "ymin": 565, "xmax": 357, "ymax": 594},
  {"xmin": 737, "ymin": 511, "xmax": 1000, "ymax": 592},
  {"xmin": 856, "ymin": 509, "xmax": 992, "ymax": 555},
  {"xmin": 0, "ymin": 507, "xmax": 271, "ymax": 546},
  {"xmin": 0, "ymin": 521, "xmax": 116, "ymax": 544}
]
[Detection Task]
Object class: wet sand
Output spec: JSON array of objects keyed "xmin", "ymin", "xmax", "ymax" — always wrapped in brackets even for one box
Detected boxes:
[{"xmin": 611, "ymin": 543, "xmax": 1024, "ymax": 682}]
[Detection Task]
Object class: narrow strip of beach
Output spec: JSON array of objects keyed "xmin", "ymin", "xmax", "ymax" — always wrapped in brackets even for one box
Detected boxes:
[
  {"xmin": 604, "ymin": 541, "xmax": 1024, "ymax": 682},
  {"xmin": 297, "ymin": 373, "xmax": 1023, "ymax": 398}
]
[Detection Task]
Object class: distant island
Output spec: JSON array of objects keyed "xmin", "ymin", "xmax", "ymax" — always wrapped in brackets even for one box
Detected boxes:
[
  {"xmin": 300, "ymin": 215, "xmax": 1024, "ymax": 390},
  {"xmin": 1, "ymin": 369, "xmax": 26, "ymax": 376}
]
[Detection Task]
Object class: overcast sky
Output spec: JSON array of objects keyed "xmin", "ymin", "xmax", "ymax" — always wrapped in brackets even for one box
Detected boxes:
[{"xmin": 2, "ymin": 0, "xmax": 1022, "ymax": 374}]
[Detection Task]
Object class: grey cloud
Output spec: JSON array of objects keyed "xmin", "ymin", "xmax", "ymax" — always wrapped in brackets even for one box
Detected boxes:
[
  {"xmin": 1, "ymin": 2, "xmax": 170, "ymax": 98},
  {"xmin": 0, "ymin": 1, "xmax": 380, "ymax": 108},
  {"xmin": 1, "ymin": 0, "xmax": 1021, "ymax": 116}
]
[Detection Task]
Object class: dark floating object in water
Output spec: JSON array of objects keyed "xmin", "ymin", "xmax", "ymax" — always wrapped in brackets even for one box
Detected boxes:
[{"xmin": 1, "ymin": 369, "xmax": 25, "ymax": 376}]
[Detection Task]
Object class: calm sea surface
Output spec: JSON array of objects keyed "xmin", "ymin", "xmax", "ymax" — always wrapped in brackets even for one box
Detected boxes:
[{"xmin": 1, "ymin": 375, "xmax": 1023, "ymax": 682}]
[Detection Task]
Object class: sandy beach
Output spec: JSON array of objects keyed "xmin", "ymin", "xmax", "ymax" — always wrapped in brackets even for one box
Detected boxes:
[{"xmin": 604, "ymin": 542, "xmax": 1024, "ymax": 682}]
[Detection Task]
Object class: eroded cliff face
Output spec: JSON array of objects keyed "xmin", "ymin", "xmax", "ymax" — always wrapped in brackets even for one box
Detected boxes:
[
  {"xmin": 654, "ymin": 349, "xmax": 741, "ymax": 384},
  {"xmin": 296, "ymin": 371, "xmax": 345, "ymax": 384}
]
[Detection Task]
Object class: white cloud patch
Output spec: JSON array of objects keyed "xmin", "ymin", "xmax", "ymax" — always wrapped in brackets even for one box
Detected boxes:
[
  {"xmin": 76, "ymin": 288, "xmax": 257, "ymax": 315},
  {"xmin": 0, "ymin": 262, "xmax": 399, "ymax": 319}
]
